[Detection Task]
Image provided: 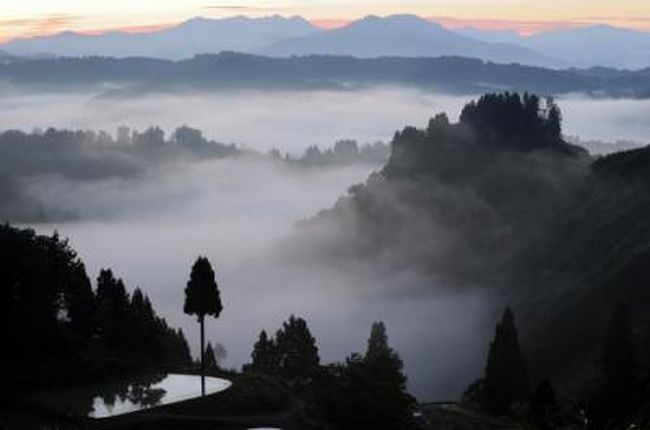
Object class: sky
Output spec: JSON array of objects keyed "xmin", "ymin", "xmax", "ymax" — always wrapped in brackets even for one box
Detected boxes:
[{"xmin": 1, "ymin": 0, "xmax": 650, "ymax": 42}]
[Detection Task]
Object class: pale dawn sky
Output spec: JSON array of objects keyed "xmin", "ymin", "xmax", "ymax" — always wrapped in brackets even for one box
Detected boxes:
[{"xmin": 1, "ymin": 0, "xmax": 650, "ymax": 42}]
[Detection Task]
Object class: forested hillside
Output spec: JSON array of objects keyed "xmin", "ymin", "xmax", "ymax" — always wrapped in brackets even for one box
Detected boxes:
[
  {"xmin": 291, "ymin": 93, "xmax": 650, "ymax": 406},
  {"xmin": 2, "ymin": 225, "xmax": 193, "ymax": 391},
  {"xmin": 2, "ymin": 53, "xmax": 650, "ymax": 96}
]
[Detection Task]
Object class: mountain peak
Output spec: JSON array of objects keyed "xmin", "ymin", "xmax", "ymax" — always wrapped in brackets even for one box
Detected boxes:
[
  {"xmin": 355, "ymin": 14, "xmax": 439, "ymax": 26},
  {"xmin": 182, "ymin": 16, "xmax": 213, "ymax": 24},
  {"xmin": 340, "ymin": 14, "xmax": 447, "ymax": 34}
]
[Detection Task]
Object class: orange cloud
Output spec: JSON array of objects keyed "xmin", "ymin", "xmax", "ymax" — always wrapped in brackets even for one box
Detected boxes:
[
  {"xmin": 0, "ymin": 16, "xmax": 179, "ymax": 43},
  {"xmin": 0, "ymin": 15, "xmax": 80, "ymax": 42},
  {"xmin": 82, "ymin": 22, "xmax": 175, "ymax": 36},
  {"xmin": 311, "ymin": 18, "xmax": 350, "ymax": 29}
]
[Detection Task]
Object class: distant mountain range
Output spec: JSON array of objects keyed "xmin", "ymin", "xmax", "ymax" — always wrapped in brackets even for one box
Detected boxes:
[
  {"xmin": 2, "ymin": 14, "xmax": 650, "ymax": 69},
  {"xmin": 0, "ymin": 15, "xmax": 316, "ymax": 60},
  {"xmin": 458, "ymin": 24, "xmax": 650, "ymax": 69},
  {"xmin": 263, "ymin": 15, "xmax": 557, "ymax": 67}
]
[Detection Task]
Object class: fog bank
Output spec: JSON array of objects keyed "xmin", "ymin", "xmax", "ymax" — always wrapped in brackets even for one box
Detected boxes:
[
  {"xmin": 1, "ymin": 86, "xmax": 646, "ymax": 154},
  {"xmin": 10, "ymin": 86, "xmax": 647, "ymax": 400},
  {"xmin": 25, "ymin": 156, "xmax": 492, "ymax": 400}
]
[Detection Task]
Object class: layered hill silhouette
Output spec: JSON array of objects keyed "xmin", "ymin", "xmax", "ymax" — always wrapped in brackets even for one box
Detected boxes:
[
  {"xmin": 0, "ymin": 15, "xmax": 553, "ymax": 66},
  {"xmin": 264, "ymin": 15, "xmax": 556, "ymax": 66},
  {"xmin": 0, "ymin": 16, "xmax": 317, "ymax": 60},
  {"xmin": 2, "ymin": 53, "xmax": 650, "ymax": 97},
  {"xmin": 288, "ymin": 92, "xmax": 650, "ymax": 395},
  {"xmin": 3, "ymin": 14, "xmax": 650, "ymax": 68},
  {"xmin": 461, "ymin": 24, "xmax": 650, "ymax": 69}
]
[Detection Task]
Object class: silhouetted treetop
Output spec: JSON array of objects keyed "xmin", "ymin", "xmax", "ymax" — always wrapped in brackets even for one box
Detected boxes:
[
  {"xmin": 366, "ymin": 321, "xmax": 390, "ymax": 361},
  {"xmin": 460, "ymin": 92, "xmax": 563, "ymax": 148},
  {"xmin": 364, "ymin": 321, "xmax": 408, "ymax": 391},
  {"xmin": 483, "ymin": 308, "xmax": 529, "ymax": 414},
  {"xmin": 275, "ymin": 315, "xmax": 320, "ymax": 379},
  {"xmin": 462, "ymin": 308, "xmax": 529, "ymax": 416},
  {"xmin": 183, "ymin": 256, "xmax": 223, "ymax": 320},
  {"xmin": 183, "ymin": 256, "xmax": 223, "ymax": 396},
  {"xmin": 247, "ymin": 316, "xmax": 319, "ymax": 379},
  {"xmin": 311, "ymin": 321, "xmax": 415, "ymax": 430},
  {"xmin": 250, "ymin": 330, "xmax": 279, "ymax": 374},
  {"xmin": 385, "ymin": 92, "xmax": 587, "ymax": 183}
]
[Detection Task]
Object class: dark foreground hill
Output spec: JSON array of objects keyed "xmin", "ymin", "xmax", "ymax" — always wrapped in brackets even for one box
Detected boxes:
[{"xmin": 289, "ymin": 93, "xmax": 650, "ymax": 406}]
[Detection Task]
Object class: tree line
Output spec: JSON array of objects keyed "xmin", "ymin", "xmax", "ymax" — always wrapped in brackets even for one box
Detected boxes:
[
  {"xmin": 177, "ymin": 254, "xmax": 416, "ymax": 429},
  {"xmin": 244, "ymin": 318, "xmax": 416, "ymax": 429},
  {"xmin": 6, "ymin": 219, "xmax": 646, "ymax": 429},
  {"xmin": 3, "ymin": 223, "xmax": 192, "ymax": 390},
  {"xmin": 274, "ymin": 139, "xmax": 390, "ymax": 167},
  {"xmin": 0, "ymin": 125, "xmax": 238, "ymax": 181},
  {"xmin": 3, "ymin": 53, "xmax": 650, "ymax": 97},
  {"xmin": 463, "ymin": 304, "xmax": 647, "ymax": 429}
]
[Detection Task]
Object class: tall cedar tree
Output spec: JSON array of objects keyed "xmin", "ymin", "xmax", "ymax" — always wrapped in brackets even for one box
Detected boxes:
[
  {"xmin": 275, "ymin": 315, "xmax": 320, "ymax": 379},
  {"xmin": 96, "ymin": 269, "xmax": 130, "ymax": 348},
  {"xmin": 365, "ymin": 322, "xmax": 408, "ymax": 388},
  {"xmin": 251, "ymin": 330, "xmax": 279, "ymax": 374},
  {"xmin": 311, "ymin": 322, "xmax": 415, "ymax": 430},
  {"xmin": 363, "ymin": 322, "xmax": 415, "ymax": 429},
  {"xmin": 129, "ymin": 288, "xmax": 159, "ymax": 357},
  {"xmin": 184, "ymin": 256, "xmax": 223, "ymax": 395},
  {"xmin": 65, "ymin": 260, "xmax": 96, "ymax": 339},
  {"xmin": 482, "ymin": 308, "xmax": 529, "ymax": 415}
]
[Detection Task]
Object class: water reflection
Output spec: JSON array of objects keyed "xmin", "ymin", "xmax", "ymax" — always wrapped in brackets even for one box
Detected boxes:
[
  {"xmin": 30, "ymin": 373, "xmax": 231, "ymax": 419},
  {"xmin": 92, "ymin": 374, "xmax": 167, "ymax": 418},
  {"xmin": 90, "ymin": 374, "xmax": 231, "ymax": 418}
]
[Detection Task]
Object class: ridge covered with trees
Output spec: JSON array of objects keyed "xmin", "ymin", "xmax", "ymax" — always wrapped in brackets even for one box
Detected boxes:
[
  {"xmin": 0, "ymin": 125, "xmax": 238, "ymax": 222},
  {"xmin": 291, "ymin": 92, "xmax": 650, "ymax": 427},
  {"xmin": 3, "ymin": 224, "xmax": 192, "ymax": 391},
  {"xmin": 5, "ymin": 91, "xmax": 650, "ymax": 429},
  {"xmin": 248, "ymin": 315, "xmax": 321, "ymax": 379},
  {"xmin": 2, "ymin": 53, "xmax": 650, "ymax": 97},
  {"xmin": 462, "ymin": 304, "xmax": 648, "ymax": 429},
  {"xmin": 0, "ymin": 126, "xmax": 386, "ymax": 224},
  {"xmin": 246, "ymin": 317, "xmax": 416, "ymax": 429}
]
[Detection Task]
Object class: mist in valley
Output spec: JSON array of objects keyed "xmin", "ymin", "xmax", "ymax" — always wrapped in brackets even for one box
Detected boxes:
[
  {"xmin": 24, "ymin": 154, "xmax": 492, "ymax": 400},
  {"xmin": 4, "ymin": 85, "xmax": 649, "ymax": 400},
  {"xmin": 1, "ymin": 85, "xmax": 648, "ymax": 152}
]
